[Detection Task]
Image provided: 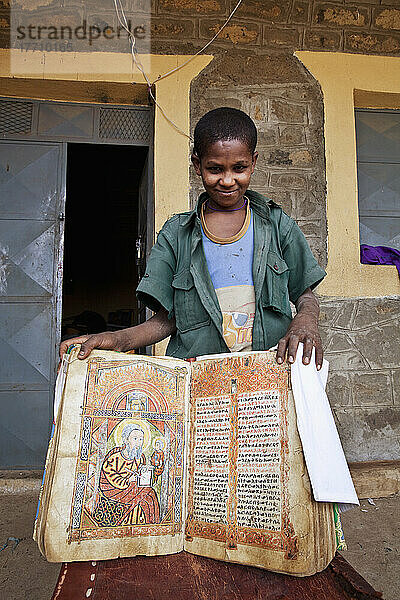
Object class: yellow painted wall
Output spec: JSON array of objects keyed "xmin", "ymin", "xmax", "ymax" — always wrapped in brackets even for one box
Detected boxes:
[
  {"xmin": 0, "ymin": 49, "xmax": 213, "ymax": 354},
  {"xmin": 296, "ymin": 51, "xmax": 400, "ymax": 298}
]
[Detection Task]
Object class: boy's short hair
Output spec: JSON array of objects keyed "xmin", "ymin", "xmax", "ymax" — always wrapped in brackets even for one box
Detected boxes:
[{"xmin": 193, "ymin": 107, "xmax": 257, "ymax": 158}]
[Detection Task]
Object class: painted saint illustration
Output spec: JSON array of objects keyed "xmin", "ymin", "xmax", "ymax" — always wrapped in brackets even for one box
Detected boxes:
[
  {"xmin": 96, "ymin": 423, "xmax": 160, "ymax": 525},
  {"xmin": 150, "ymin": 439, "xmax": 165, "ymax": 482}
]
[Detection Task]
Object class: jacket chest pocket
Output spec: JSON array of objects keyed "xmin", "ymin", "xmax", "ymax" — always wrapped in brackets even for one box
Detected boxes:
[
  {"xmin": 172, "ymin": 270, "xmax": 211, "ymax": 333},
  {"xmin": 262, "ymin": 251, "xmax": 292, "ymax": 317}
]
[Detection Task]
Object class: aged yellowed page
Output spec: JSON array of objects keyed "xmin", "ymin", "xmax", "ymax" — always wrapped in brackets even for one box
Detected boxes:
[
  {"xmin": 40, "ymin": 347, "xmax": 190, "ymax": 562},
  {"xmin": 184, "ymin": 351, "xmax": 337, "ymax": 576},
  {"xmin": 34, "ymin": 353, "xmax": 69, "ymax": 555}
]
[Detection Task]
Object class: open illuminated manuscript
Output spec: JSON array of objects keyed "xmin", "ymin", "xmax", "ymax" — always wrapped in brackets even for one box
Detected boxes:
[{"xmin": 34, "ymin": 348, "xmax": 337, "ymax": 576}]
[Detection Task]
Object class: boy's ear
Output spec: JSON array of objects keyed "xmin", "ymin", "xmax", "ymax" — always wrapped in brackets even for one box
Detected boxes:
[
  {"xmin": 191, "ymin": 152, "xmax": 202, "ymax": 176},
  {"xmin": 251, "ymin": 151, "xmax": 259, "ymax": 173}
]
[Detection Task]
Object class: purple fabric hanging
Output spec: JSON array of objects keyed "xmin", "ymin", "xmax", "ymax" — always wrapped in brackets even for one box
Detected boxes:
[{"xmin": 360, "ymin": 244, "xmax": 400, "ymax": 277}]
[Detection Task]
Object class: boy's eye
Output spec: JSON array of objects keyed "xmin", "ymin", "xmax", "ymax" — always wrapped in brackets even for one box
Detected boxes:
[{"xmin": 208, "ymin": 167, "xmax": 221, "ymax": 173}]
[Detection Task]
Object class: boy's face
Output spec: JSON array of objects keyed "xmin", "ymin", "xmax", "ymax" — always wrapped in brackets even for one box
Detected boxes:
[{"xmin": 192, "ymin": 139, "xmax": 258, "ymax": 209}]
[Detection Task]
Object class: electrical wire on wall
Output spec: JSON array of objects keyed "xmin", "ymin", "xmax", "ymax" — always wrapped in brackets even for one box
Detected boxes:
[{"xmin": 112, "ymin": 0, "xmax": 244, "ymax": 140}]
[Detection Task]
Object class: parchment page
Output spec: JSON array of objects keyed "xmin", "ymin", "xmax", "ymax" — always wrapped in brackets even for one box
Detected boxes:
[
  {"xmin": 41, "ymin": 348, "xmax": 190, "ymax": 562},
  {"xmin": 184, "ymin": 351, "xmax": 336, "ymax": 576},
  {"xmin": 188, "ymin": 394, "xmax": 230, "ymax": 539},
  {"xmin": 237, "ymin": 390, "xmax": 281, "ymax": 532}
]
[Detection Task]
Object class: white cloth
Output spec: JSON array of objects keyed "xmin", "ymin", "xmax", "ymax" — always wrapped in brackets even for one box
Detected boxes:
[{"xmin": 290, "ymin": 344, "xmax": 359, "ymax": 511}]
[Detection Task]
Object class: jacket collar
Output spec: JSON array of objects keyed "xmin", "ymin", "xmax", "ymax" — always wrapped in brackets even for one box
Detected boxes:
[{"xmin": 180, "ymin": 189, "xmax": 274, "ymax": 227}]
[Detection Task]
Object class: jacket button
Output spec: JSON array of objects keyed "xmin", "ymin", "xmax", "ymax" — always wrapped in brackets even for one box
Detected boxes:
[{"xmin": 273, "ymin": 264, "xmax": 278, "ymax": 270}]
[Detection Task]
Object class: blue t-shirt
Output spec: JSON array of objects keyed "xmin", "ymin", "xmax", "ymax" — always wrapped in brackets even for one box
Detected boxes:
[{"xmin": 201, "ymin": 207, "xmax": 255, "ymax": 351}]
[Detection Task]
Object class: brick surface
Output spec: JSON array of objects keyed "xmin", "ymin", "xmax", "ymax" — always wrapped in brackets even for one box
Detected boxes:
[
  {"xmin": 305, "ymin": 125, "xmax": 324, "ymax": 145},
  {"xmin": 351, "ymin": 323, "xmax": 400, "ymax": 370},
  {"xmin": 326, "ymin": 373, "xmax": 352, "ymax": 407},
  {"xmin": 291, "ymin": 0, "xmax": 311, "ymax": 24},
  {"xmin": 373, "ymin": 7, "xmax": 400, "ymax": 30},
  {"xmin": 247, "ymin": 98, "xmax": 268, "ymax": 122},
  {"xmin": 352, "ymin": 372, "xmax": 393, "ymax": 406},
  {"xmin": 296, "ymin": 220, "xmax": 322, "ymax": 237},
  {"xmin": 263, "ymin": 25, "xmax": 302, "ymax": 49},
  {"xmin": 199, "ymin": 19, "xmax": 260, "ymax": 45},
  {"xmin": 267, "ymin": 149, "xmax": 292, "ymax": 165},
  {"xmin": 352, "ymin": 298, "xmax": 400, "ymax": 329},
  {"xmin": 304, "ymin": 28, "xmax": 342, "ymax": 50},
  {"xmin": 254, "ymin": 188, "xmax": 293, "ymax": 214},
  {"xmin": 313, "ymin": 4, "xmax": 369, "ymax": 27},
  {"xmin": 324, "ymin": 331, "xmax": 355, "ymax": 353},
  {"xmin": 249, "ymin": 168, "xmax": 270, "ymax": 187},
  {"xmin": 279, "ymin": 125, "xmax": 306, "ymax": 146},
  {"xmin": 292, "ymin": 190, "xmax": 324, "ymax": 219},
  {"xmin": 0, "ymin": 25, "xmax": 9, "ymax": 48},
  {"xmin": 334, "ymin": 407, "xmax": 400, "ymax": 461},
  {"xmin": 151, "ymin": 17, "xmax": 195, "ymax": 39},
  {"xmin": 269, "ymin": 98, "xmax": 308, "ymax": 123},
  {"xmin": 393, "ymin": 370, "xmax": 400, "ymax": 405},
  {"xmin": 158, "ymin": 0, "xmax": 226, "ymax": 15},
  {"xmin": 233, "ymin": 0, "xmax": 290, "ymax": 22},
  {"xmin": 0, "ymin": 9, "xmax": 9, "ymax": 28},
  {"xmin": 332, "ymin": 302, "xmax": 358, "ymax": 330},
  {"xmin": 257, "ymin": 127, "xmax": 279, "ymax": 147},
  {"xmin": 345, "ymin": 30, "xmax": 400, "ymax": 52},
  {"xmin": 195, "ymin": 96, "xmax": 242, "ymax": 113},
  {"xmin": 269, "ymin": 172, "xmax": 308, "ymax": 189},
  {"xmin": 289, "ymin": 148, "xmax": 313, "ymax": 166},
  {"xmin": 324, "ymin": 348, "xmax": 370, "ymax": 372},
  {"xmin": 83, "ymin": 0, "xmax": 155, "ymax": 10},
  {"xmin": 16, "ymin": 7, "xmax": 84, "ymax": 28},
  {"xmin": 266, "ymin": 85, "xmax": 317, "ymax": 102},
  {"xmin": 305, "ymin": 236, "xmax": 325, "ymax": 265}
]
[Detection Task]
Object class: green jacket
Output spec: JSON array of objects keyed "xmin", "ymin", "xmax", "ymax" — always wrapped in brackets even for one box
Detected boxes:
[{"xmin": 137, "ymin": 190, "xmax": 326, "ymax": 359}]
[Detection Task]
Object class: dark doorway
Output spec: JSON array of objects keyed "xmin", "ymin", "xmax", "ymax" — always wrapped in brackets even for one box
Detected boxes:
[{"xmin": 62, "ymin": 143, "xmax": 149, "ymax": 341}]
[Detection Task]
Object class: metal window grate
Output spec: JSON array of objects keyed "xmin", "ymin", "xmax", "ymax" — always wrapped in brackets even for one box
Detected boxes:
[
  {"xmin": 99, "ymin": 107, "xmax": 150, "ymax": 143},
  {"xmin": 0, "ymin": 100, "xmax": 33, "ymax": 135},
  {"xmin": 355, "ymin": 109, "xmax": 400, "ymax": 250}
]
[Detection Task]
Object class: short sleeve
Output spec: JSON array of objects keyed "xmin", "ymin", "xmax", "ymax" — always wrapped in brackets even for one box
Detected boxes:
[
  {"xmin": 136, "ymin": 218, "xmax": 178, "ymax": 316},
  {"xmin": 280, "ymin": 219, "xmax": 326, "ymax": 304}
]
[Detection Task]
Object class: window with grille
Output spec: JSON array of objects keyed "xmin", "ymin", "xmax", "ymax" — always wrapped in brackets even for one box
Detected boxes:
[{"xmin": 355, "ymin": 108, "xmax": 400, "ymax": 253}]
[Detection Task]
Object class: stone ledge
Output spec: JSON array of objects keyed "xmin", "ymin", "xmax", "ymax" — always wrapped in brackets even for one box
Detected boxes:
[
  {"xmin": 0, "ymin": 470, "xmax": 42, "ymax": 494},
  {"xmin": 349, "ymin": 459, "xmax": 400, "ymax": 499},
  {"xmin": 0, "ymin": 478, "xmax": 42, "ymax": 494}
]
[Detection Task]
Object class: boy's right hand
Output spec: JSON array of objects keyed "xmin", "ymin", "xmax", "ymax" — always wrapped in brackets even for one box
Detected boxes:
[{"xmin": 59, "ymin": 331, "xmax": 122, "ymax": 361}]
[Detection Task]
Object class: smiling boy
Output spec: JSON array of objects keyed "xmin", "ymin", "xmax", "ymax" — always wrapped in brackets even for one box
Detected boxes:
[{"xmin": 60, "ymin": 108, "xmax": 326, "ymax": 368}]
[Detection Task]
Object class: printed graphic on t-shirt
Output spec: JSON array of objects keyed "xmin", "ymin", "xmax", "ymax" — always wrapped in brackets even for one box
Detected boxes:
[{"xmin": 216, "ymin": 285, "xmax": 255, "ymax": 352}]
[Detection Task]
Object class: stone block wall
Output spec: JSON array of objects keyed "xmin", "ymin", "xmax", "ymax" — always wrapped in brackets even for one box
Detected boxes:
[{"xmin": 320, "ymin": 297, "xmax": 400, "ymax": 461}]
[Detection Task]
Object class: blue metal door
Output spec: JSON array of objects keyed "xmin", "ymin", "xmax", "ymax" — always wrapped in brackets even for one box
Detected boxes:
[{"xmin": 0, "ymin": 140, "xmax": 66, "ymax": 468}]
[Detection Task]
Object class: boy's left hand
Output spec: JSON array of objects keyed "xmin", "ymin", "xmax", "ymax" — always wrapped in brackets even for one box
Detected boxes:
[{"xmin": 276, "ymin": 288, "xmax": 323, "ymax": 369}]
